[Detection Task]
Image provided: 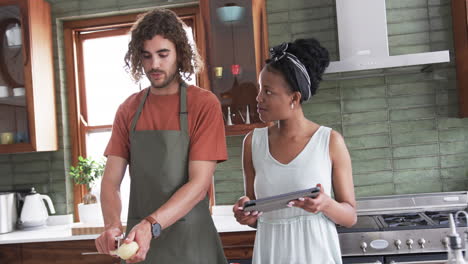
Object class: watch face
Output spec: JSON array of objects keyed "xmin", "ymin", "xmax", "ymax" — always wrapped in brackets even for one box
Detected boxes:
[{"xmin": 152, "ymin": 223, "xmax": 162, "ymax": 238}]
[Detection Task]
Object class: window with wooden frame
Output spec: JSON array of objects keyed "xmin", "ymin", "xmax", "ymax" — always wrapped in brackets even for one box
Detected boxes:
[{"xmin": 63, "ymin": 6, "xmax": 212, "ymax": 222}]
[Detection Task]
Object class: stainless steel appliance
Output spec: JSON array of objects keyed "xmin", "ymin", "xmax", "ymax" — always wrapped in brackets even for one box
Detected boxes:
[
  {"xmin": 338, "ymin": 191, "xmax": 468, "ymax": 264},
  {"xmin": 0, "ymin": 192, "xmax": 18, "ymax": 234}
]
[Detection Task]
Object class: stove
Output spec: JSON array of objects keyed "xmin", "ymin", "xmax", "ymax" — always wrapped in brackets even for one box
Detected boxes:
[{"xmin": 337, "ymin": 192, "xmax": 468, "ymax": 263}]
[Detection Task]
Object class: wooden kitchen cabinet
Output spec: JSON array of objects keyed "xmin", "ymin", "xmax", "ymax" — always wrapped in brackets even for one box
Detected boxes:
[
  {"xmin": 0, "ymin": 0, "xmax": 56, "ymax": 153},
  {"xmin": 451, "ymin": 0, "xmax": 468, "ymax": 117},
  {"xmin": 22, "ymin": 240, "xmax": 117, "ymax": 264},
  {"xmin": 0, "ymin": 232, "xmax": 256, "ymax": 263},
  {"xmin": 200, "ymin": 0, "xmax": 270, "ymax": 136},
  {"xmin": 0, "ymin": 243, "xmax": 21, "ymax": 264},
  {"xmin": 220, "ymin": 231, "xmax": 256, "ymax": 259},
  {"xmin": 0, "ymin": 240, "xmax": 117, "ymax": 264}
]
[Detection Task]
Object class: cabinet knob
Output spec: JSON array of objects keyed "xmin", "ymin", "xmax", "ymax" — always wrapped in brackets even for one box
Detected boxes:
[{"xmin": 441, "ymin": 237, "xmax": 449, "ymax": 249}]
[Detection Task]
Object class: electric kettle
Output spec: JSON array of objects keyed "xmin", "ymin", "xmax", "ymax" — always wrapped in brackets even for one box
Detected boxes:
[{"xmin": 18, "ymin": 187, "xmax": 56, "ymax": 228}]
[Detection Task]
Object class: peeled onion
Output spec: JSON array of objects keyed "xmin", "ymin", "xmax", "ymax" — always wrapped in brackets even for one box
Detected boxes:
[{"xmin": 110, "ymin": 241, "xmax": 139, "ymax": 260}]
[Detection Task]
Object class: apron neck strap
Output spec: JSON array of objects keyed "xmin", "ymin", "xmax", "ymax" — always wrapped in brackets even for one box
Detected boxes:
[
  {"xmin": 179, "ymin": 82, "xmax": 188, "ymax": 133},
  {"xmin": 130, "ymin": 87, "xmax": 151, "ymax": 133},
  {"xmin": 130, "ymin": 82, "xmax": 188, "ymax": 133}
]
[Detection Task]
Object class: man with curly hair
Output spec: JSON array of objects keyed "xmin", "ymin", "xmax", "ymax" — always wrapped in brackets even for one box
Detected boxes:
[{"xmin": 95, "ymin": 8, "xmax": 228, "ymax": 263}]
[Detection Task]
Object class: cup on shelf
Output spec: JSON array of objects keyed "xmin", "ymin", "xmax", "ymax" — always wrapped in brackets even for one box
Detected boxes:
[
  {"xmin": 14, "ymin": 131, "xmax": 28, "ymax": 143},
  {"xmin": 214, "ymin": 67, "xmax": 223, "ymax": 78},
  {"xmin": 0, "ymin": 132, "xmax": 14, "ymax": 144},
  {"xmin": 13, "ymin": 87, "xmax": 25, "ymax": 97},
  {"xmin": 0, "ymin": 86, "xmax": 9, "ymax": 98}
]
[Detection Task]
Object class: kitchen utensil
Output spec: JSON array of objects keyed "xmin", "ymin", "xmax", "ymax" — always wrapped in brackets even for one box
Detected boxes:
[
  {"xmin": 226, "ymin": 107, "xmax": 233, "ymax": 125},
  {"xmin": 245, "ymin": 105, "xmax": 251, "ymax": 124},
  {"xmin": 18, "ymin": 187, "xmax": 55, "ymax": 228},
  {"xmin": 81, "ymin": 234, "xmax": 125, "ymax": 256},
  {"xmin": 237, "ymin": 109, "xmax": 245, "ymax": 123},
  {"xmin": 0, "ymin": 192, "xmax": 17, "ymax": 234},
  {"xmin": 115, "ymin": 233, "xmax": 124, "ymax": 248}
]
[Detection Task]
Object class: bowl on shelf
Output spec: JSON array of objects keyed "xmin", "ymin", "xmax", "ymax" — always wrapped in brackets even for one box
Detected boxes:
[
  {"xmin": 13, "ymin": 87, "xmax": 25, "ymax": 97},
  {"xmin": 0, "ymin": 85, "xmax": 9, "ymax": 98}
]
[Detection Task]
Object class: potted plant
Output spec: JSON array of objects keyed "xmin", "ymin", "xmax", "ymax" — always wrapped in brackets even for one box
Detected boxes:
[{"xmin": 70, "ymin": 156, "xmax": 105, "ymax": 223}]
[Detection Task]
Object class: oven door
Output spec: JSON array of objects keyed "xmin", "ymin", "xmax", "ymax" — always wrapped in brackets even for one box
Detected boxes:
[
  {"xmin": 385, "ymin": 253, "xmax": 447, "ymax": 264},
  {"xmin": 342, "ymin": 255, "xmax": 384, "ymax": 264}
]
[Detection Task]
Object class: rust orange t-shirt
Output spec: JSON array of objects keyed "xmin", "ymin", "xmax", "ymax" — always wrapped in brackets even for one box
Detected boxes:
[{"xmin": 104, "ymin": 85, "xmax": 228, "ymax": 162}]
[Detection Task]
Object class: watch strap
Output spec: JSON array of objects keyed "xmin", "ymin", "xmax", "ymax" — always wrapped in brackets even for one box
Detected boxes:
[{"xmin": 145, "ymin": 215, "xmax": 157, "ymax": 225}]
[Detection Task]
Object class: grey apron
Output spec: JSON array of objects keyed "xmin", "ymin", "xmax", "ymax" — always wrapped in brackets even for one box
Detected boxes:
[{"xmin": 125, "ymin": 83, "xmax": 227, "ymax": 263}]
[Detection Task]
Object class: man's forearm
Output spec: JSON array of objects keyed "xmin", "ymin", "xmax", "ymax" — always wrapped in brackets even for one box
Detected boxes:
[
  {"xmin": 101, "ymin": 184, "xmax": 123, "ymax": 230},
  {"xmin": 150, "ymin": 160, "xmax": 216, "ymax": 230},
  {"xmin": 152, "ymin": 179, "xmax": 209, "ymax": 229}
]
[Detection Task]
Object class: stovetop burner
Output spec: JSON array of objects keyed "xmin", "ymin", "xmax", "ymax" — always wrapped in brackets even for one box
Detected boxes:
[
  {"xmin": 425, "ymin": 210, "xmax": 467, "ymax": 226},
  {"xmin": 336, "ymin": 215, "xmax": 380, "ymax": 233},
  {"xmin": 380, "ymin": 213, "xmax": 430, "ymax": 229}
]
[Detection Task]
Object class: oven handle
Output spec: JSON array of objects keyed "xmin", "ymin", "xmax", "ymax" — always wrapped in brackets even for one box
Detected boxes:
[
  {"xmin": 352, "ymin": 262, "xmax": 382, "ymax": 264},
  {"xmin": 388, "ymin": 260, "xmax": 446, "ymax": 264}
]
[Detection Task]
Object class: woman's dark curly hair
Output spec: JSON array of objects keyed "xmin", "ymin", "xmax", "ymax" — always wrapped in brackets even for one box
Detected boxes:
[
  {"xmin": 266, "ymin": 38, "xmax": 330, "ymax": 103},
  {"xmin": 124, "ymin": 8, "xmax": 203, "ymax": 82}
]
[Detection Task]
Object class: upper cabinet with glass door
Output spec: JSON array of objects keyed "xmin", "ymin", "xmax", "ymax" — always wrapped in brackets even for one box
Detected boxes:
[
  {"xmin": 0, "ymin": 0, "xmax": 56, "ymax": 153},
  {"xmin": 200, "ymin": 0, "xmax": 269, "ymax": 136}
]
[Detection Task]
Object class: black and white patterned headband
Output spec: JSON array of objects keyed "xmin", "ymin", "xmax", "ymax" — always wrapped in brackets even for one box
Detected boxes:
[{"xmin": 269, "ymin": 43, "xmax": 312, "ymax": 101}]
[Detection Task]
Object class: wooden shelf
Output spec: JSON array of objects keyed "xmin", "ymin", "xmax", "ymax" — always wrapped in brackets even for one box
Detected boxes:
[
  {"xmin": 0, "ymin": 95, "xmax": 26, "ymax": 106},
  {"xmin": 225, "ymin": 122, "xmax": 270, "ymax": 136},
  {"xmin": 0, "ymin": 143, "xmax": 33, "ymax": 154}
]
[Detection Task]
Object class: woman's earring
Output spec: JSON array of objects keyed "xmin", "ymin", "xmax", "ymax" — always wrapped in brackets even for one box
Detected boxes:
[{"xmin": 290, "ymin": 103, "xmax": 294, "ymax": 110}]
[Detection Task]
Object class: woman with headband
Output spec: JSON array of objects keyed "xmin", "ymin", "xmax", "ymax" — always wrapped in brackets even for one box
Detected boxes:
[{"xmin": 233, "ymin": 39, "xmax": 357, "ymax": 264}]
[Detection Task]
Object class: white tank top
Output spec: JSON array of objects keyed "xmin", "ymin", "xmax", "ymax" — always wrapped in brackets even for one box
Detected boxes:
[
  {"xmin": 251, "ymin": 126, "xmax": 342, "ymax": 264},
  {"xmin": 253, "ymin": 126, "xmax": 333, "ymax": 213}
]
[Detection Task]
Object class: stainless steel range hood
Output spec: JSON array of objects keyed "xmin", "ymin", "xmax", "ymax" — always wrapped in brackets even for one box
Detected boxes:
[{"xmin": 325, "ymin": 0, "xmax": 450, "ymax": 74}]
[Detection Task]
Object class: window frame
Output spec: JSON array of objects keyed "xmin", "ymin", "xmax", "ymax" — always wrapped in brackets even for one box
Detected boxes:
[{"xmin": 63, "ymin": 6, "xmax": 212, "ymax": 222}]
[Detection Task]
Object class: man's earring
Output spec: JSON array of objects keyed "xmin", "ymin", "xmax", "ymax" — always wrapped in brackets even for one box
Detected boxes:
[{"xmin": 290, "ymin": 103, "xmax": 294, "ymax": 110}]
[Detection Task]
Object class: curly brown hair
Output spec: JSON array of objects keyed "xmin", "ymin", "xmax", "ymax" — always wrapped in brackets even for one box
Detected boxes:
[{"xmin": 124, "ymin": 8, "xmax": 203, "ymax": 82}]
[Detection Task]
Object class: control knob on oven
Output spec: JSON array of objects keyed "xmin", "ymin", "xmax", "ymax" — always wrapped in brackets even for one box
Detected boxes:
[
  {"xmin": 394, "ymin": 239, "xmax": 402, "ymax": 250},
  {"xmin": 441, "ymin": 237, "xmax": 449, "ymax": 249},
  {"xmin": 360, "ymin": 241, "xmax": 367, "ymax": 253},
  {"xmin": 418, "ymin": 238, "xmax": 426, "ymax": 248},
  {"xmin": 406, "ymin": 239, "xmax": 414, "ymax": 249}
]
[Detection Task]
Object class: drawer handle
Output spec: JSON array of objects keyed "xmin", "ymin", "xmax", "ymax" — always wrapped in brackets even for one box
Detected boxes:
[{"xmin": 81, "ymin": 252, "xmax": 103, "ymax": 255}]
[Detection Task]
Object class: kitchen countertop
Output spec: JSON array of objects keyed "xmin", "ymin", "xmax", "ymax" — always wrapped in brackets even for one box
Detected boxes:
[{"xmin": 0, "ymin": 206, "xmax": 255, "ymax": 245}]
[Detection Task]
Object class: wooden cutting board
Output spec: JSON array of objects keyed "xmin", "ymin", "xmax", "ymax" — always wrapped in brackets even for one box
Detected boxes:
[{"xmin": 71, "ymin": 224, "xmax": 127, "ymax": 236}]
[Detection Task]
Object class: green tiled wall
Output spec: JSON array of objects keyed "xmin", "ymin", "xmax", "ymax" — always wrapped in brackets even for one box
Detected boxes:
[
  {"xmin": 0, "ymin": 0, "xmax": 466, "ymax": 212},
  {"xmin": 214, "ymin": 0, "xmax": 468, "ymax": 204}
]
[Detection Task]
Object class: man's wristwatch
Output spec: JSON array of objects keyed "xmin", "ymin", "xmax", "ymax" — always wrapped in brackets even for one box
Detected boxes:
[{"xmin": 145, "ymin": 215, "xmax": 161, "ymax": 239}]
